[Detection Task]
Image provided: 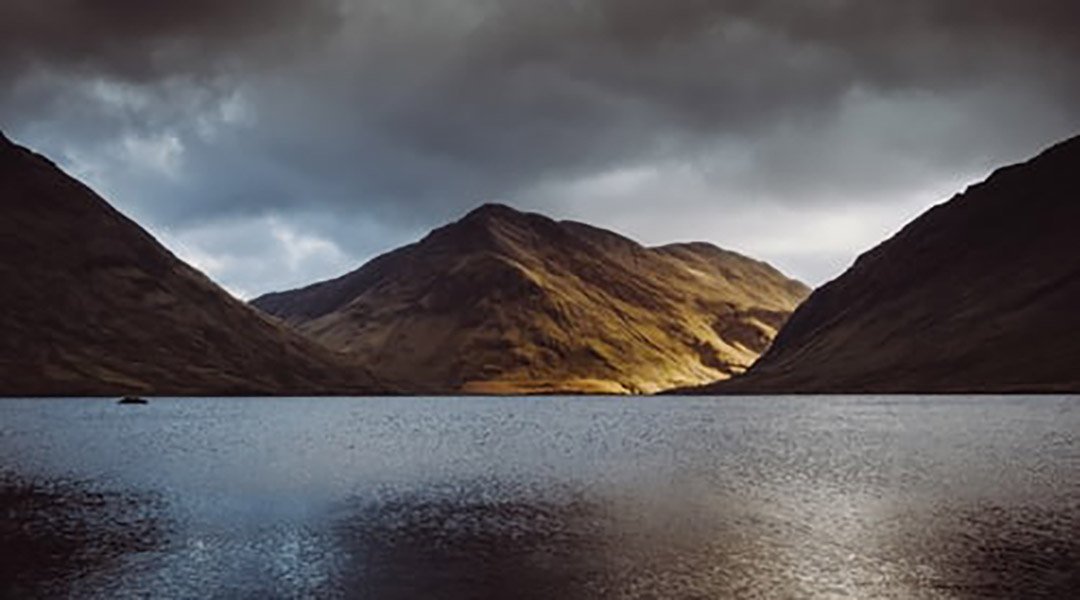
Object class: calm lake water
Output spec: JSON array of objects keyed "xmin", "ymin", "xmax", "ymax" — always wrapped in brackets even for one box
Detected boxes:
[{"xmin": 1, "ymin": 396, "xmax": 1078, "ymax": 599}]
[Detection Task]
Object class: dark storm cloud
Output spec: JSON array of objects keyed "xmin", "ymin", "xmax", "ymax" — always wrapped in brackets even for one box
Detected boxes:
[
  {"xmin": 274, "ymin": 0, "xmax": 1080, "ymax": 201},
  {"xmin": 0, "ymin": 0, "xmax": 340, "ymax": 81},
  {"xmin": 2, "ymin": 1, "xmax": 1079, "ymax": 293}
]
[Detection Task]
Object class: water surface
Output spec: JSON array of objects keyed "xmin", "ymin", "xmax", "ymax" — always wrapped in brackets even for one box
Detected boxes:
[{"xmin": 1, "ymin": 396, "xmax": 1078, "ymax": 598}]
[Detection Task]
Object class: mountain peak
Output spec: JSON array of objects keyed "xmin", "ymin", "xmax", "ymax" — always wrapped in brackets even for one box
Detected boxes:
[
  {"xmin": 456, "ymin": 203, "xmax": 539, "ymax": 230},
  {"xmin": 429, "ymin": 202, "xmax": 559, "ymax": 253},
  {"xmin": 463, "ymin": 202, "xmax": 521, "ymax": 219}
]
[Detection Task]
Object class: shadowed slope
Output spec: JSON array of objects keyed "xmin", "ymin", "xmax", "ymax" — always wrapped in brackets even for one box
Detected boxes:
[
  {"xmin": 254, "ymin": 204, "xmax": 809, "ymax": 394},
  {"xmin": 0, "ymin": 132, "xmax": 383, "ymax": 396},
  {"xmin": 682, "ymin": 134, "xmax": 1080, "ymax": 394}
]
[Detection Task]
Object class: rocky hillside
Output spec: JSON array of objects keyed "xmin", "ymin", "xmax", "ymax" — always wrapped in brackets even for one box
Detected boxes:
[
  {"xmin": 253, "ymin": 204, "xmax": 809, "ymax": 394},
  {"xmin": 683, "ymin": 134, "xmax": 1080, "ymax": 394},
  {"xmin": 0, "ymin": 131, "xmax": 383, "ymax": 396}
]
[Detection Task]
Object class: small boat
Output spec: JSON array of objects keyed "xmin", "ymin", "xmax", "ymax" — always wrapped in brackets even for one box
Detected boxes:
[{"xmin": 118, "ymin": 395, "xmax": 149, "ymax": 405}]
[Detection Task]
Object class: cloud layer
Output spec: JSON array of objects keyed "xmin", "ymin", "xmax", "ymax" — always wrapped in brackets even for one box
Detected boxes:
[{"xmin": 3, "ymin": 0, "xmax": 1079, "ymax": 295}]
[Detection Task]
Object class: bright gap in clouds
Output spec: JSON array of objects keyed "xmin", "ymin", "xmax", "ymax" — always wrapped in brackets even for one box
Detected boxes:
[{"xmin": 155, "ymin": 216, "xmax": 359, "ymax": 301}]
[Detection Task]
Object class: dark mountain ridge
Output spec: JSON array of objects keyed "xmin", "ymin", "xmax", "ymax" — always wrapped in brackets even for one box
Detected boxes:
[
  {"xmin": 682, "ymin": 133, "xmax": 1080, "ymax": 394},
  {"xmin": 0, "ymin": 131, "xmax": 384, "ymax": 396}
]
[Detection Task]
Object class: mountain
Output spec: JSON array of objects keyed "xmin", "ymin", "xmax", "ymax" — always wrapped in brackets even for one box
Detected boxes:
[
  {"xmin": 252, "ymin": 203, "xmax": 810, "ymax": 394},
  {"xmin": 0, "ymin": 131, "xmax": 383, "ymax": 396},
  {"xmin": 682, "ymin": 134, "xmax": 1080, "ymax": 394}
]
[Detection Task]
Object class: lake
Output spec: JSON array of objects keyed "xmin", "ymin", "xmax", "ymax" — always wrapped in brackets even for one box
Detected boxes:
[{"xmin": 1, "ymin": 396, "xmax": 1077, "ymax": 598}]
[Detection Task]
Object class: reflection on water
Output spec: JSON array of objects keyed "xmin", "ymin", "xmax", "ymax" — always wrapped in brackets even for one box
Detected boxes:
[
  {"xmin": 0, "ymin": 476, "xmax": 169, "ymax": 598},
  {"xmin": 0, "ymin": 396, "xmax": 1077, "ymax": 598},
  {"xmin": 908, "ymin": 504, "xmax": 1080, "ymax": 597},
  {"xmin": 333, "ymin": 486, "xmax": 613, "ymax": 599}
]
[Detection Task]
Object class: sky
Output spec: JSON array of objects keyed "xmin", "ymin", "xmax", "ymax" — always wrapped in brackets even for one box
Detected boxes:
[{"xmin": 3, "ymin": 1, "xmax": 1079, "ymax": 298}]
